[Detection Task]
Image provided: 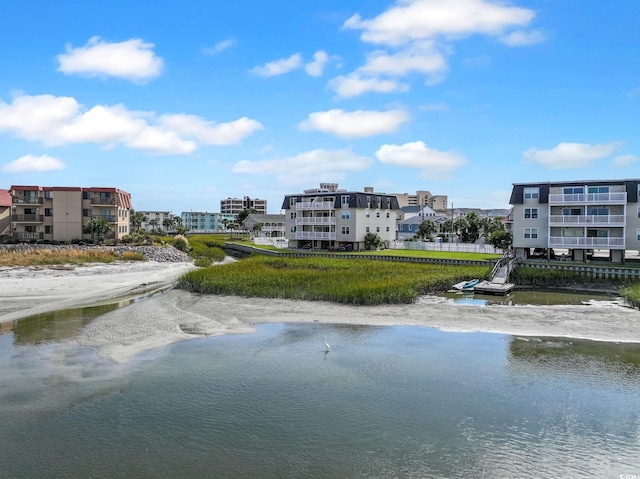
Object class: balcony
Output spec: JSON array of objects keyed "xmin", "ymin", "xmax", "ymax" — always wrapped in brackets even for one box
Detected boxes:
[
  {"xmin": 295, "ymin": 216, "xmax": 336, "ymax": 225},
  {"xmin": 549, "ymin": 236, "xmax": 625, "ymax": 248},
  {"xmin": 12, "ymin": 196, "xmax": 43, "ymax": 205},
  {"xmin": 296, "ymin": 201, "xmax": 335, "ymax": 210},
  {"xmin": 13, "ymin": 232, "xmax": 44, "ymax": 241},
  {"xmin": 548, "ymin": 215, "xmax": 625, "ymax": 226},
  {"xmin": 91, "ymin": 197, "xmax": 117, "ymax": 206},
  {"xmin": 96, "ymin": 215, "xmax": 117, "ymax": 222},
  {"xmin": 548, "ymin": 192, "xmax": 627, "ymax": 205},
  {"xmin": 12, "ymin": 214, "xmax": 44, "ymax": 222},
  {"xmin": 295, "ymin": 231, "xmax": 336, "ymax": 240}
]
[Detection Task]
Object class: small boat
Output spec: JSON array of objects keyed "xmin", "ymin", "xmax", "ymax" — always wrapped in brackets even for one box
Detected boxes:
[{"xmin": 461, "ymin": 279, "xmax": 480, "ymax": 290}]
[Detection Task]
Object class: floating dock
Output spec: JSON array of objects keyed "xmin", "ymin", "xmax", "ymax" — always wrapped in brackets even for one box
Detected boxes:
[{"xmin": 452, "ymin": 280, "xmax": 516, "ymax": 295}]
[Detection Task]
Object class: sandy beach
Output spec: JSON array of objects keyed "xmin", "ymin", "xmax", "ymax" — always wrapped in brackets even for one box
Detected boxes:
[{"xmin": 2, "ymin": 261, "xmax": 640, "ymax": 362}]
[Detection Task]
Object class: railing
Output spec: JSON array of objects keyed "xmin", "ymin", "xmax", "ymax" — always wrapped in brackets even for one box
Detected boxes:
[
  {"xmin": 11, "ymin": 214, "xmax": 44, "ymax": 222},
  {"xmin": 296, "ymin": 201, "xmax": 335, "ymax": 210},
  {"xmin": 13, "ymin": 232, "xmax": 44, "ymax": 240},
  {"xmin": 12, "ymin": 196, "xmax": 43, "ymax": 205},
  {"xmin": 548, "ymin": 215, "xmax": 625, "ymax": 225},
  {"xmin": 295, "ymin": 231, "xmax": 336, "ymax": 240},
  {"xmin": 91, "ymin": 197, "xmax": 116, "ymax": 205},
  {"xmin": 549, "ymin": 236, "xmax": 625, "ymax": 247},
  {"xmin": 295, "ymin": 216, "xmax": 336, "ymax": 225},
  {"xmin": 96, "ymin": 215, "xmax": 117, "ymax": 222},
  {"xmin": 548, "ymin": 192, "xmax": 627, "ymax": 204}
]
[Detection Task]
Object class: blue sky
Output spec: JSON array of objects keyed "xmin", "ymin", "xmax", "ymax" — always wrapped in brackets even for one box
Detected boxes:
[{"xmin": 0, "ymin": 0, "xmax": 638, "ymax": 213}]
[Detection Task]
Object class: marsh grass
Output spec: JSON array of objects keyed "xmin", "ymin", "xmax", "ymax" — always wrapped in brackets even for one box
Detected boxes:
[
  {"xmin": 185, "ymin": 236, "xmax": 227, "ymax": 265},
  {"xmin": 0, "ymin": 249, "xmax": 118, "ymax": 267},
  {"xmin": 621, "ymin": 283, "xmax": 640, "ymax": 309},
  {"xmin": 512, "ymin": 266, "xmax": 627, "ymax": 287},
  {"xmin": 179, "ymin": 255, "xmax": 490, "ymax": 305}
]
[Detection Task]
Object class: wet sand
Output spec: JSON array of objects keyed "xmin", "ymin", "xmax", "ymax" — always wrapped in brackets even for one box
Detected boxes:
[{"xmin": 2, "ymin": 261, "xmax": 640, "ymax": 362}]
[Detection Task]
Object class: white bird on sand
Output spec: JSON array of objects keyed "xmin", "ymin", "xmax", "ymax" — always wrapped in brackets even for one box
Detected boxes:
[{"xmin": 324, "ymin": 339, "xmax": 330, "ymax": 352}]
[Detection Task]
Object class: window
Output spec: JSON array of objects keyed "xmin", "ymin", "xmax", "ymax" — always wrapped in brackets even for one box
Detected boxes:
[
  {"xmin": 524, "ymin": 208, "xmax": 538, "ymax": 219},
  {"xmin": 290, "ymin": 197, "xmax": 296, "ymax": 206},
  {"xmin": 341, "ymin": 195, "xmax": 350, "ymax": 205},
  {"xmin": 290, "ymin": 226, "xmax": 296, "ymax": 233},
  {"xmin": 25, "ymin": 225, "xmax": 37, "ymax": 233},
  {"xmin": 524, "ymin": 228, "xmax": 538, "ymax": 239},
  {"xmin": 45, "ymin": 208, "xmax": 53, "ymax": 217},
  {"xmin": 386, "ymin": 198, "xmax": 391, "ymax": 208},
  {"xmin": 637, "ymin": 229, "xmax": 640, "ymax": 241},
  {"xmin": 365, "ymin": 212, "xmax": 370, "ymax": 218},
  {"xmin": 341, "ymin": 210, "xmax": 350, "ymax": 220},
  {"xmin": 82, "ymin": 191, "xmax": 91, "ymax": 200},
  {"xmin": 563, "ymin": 187, "xmax": 584, "ymax": 195},
  {"xmin": 366, "ymin": 196, "xmax": 371, "ymax": 207},
  {"xmin": 45, "ymin": 226, "xmax": 53, "ymax": 234},
  {"xmin": 44, "ymin": 191, "xmax": 53, "ymax": 199},
  {"xmin": 376, "ymin": 227, "xmax": 380, "ymax": 232},
  {"xmin": 524, "ymin": 187, "xmax": 539, "ymax": 199},
  {"xmin": 366, "ymin": 226, "xmax": 370, "ymax": 233},
  {"xmin": 386, "ymin": 227, "xmax": 390, "ymax": 232},
  {"xmin": 587, "ymin": 207, "xmax": 608, "ymax": 216},
  {"xmin": 376, "ymin": 212, "xmax": 380, "ymax": 218},
  {"xmin": 290, "ymin": 212, "xmax": 295, "ymax": 219},
  {"xmin": 341, "ymin": 226, "xmax": 350, "ymax": 235},
  {"xmin": 588, "ymin": 186, "xmax": 609, "ymax": 194},
  {"xmin": 386, "ymin": 212, "xmax": 390, "ymax": 218},
  {"xmin": 638, "ymin": 206, "xmax": 640, "ymax": 219},
  {"xmin": 563, "ymin": 208, "xmax": 582, "ymax": 216},
  {"xmin": 377, "ymin": 198, "xmax": 381, "ymax": 208},
  {"xmin": 409, "ymin": 225, "xmax": 413, "ymax": 231}
]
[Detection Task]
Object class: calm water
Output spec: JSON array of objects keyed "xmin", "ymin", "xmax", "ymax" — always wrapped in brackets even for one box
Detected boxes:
[{"xmin": 1, "ymin": 299, "xmax": 640, "ymax": 478}]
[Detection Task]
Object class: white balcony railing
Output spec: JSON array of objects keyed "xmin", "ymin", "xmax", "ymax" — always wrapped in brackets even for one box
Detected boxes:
[
  {"xmin": 549, "ymin": 236, "xmax": 625, "ymax": 247},
  {"xmin": 296, "ymin": 201, "xmax": 335, "ymax": 210},
  {"xmin": 295, "ymin": 231, "xmax": 336, "ymax": 240},
  {"xmin": 548, "ymin": 192, "xmax": 627, "ymax": 204},
  {"xmin": 295, "ymin": 216, "xmax": 336, "ymax": 225},
  {"xmin": 548, "ymin": 215, "xmax": 625, "ymax": 225}
]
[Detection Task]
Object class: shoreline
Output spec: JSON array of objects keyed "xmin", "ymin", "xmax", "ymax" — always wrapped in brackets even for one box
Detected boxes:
[{"xmin": 2, "ymin": 261, "xmax": 640, "ymax": 363}]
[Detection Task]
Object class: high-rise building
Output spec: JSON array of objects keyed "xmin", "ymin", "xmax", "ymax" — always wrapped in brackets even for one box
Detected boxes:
[{"xmin": 220, "ymin": 196, "xmax": 267, "ymax": 216}]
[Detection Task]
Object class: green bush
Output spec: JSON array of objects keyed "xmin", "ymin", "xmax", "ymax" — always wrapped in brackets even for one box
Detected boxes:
[{"xmin": 173, "ymin": 234, "xmax": 190, "ymax": 252}]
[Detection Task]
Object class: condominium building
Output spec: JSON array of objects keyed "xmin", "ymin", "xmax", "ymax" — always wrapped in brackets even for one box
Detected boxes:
[
  {"xmin": 0, "ymin": 189, "xmax": 11, "ymax": 237},
  {"xmin": 391, "ymin": 190, "xmax": 448, "ymax": 210},
  {"xmin": 220, "ymin": 196, "xmax": 267, "ymax": 216},
  {"xmin": 181, "ymin": 211, "xmax": 235, "ymax": 233},
  {"xmin": 137, "ymin": 211, "xmax": 175, "ymax": 231},
  {"xmin": 282, "ymin": 183, "xmax": 400, "ymax": 250},
  {"xmin": 242, "ymin": 213, "xmax": 286, "ymax": 238},
  {"xmin": 9, "ymin": 185, "xmax": 132, "ymax": 242},
  {"xmin": 509, "ymin": 179, "xmax": 640, "ymax": 262}
]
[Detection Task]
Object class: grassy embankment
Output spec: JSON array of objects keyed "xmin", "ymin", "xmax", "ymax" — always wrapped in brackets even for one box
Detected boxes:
[
  {"xmin": 621, "ymin": 284, "xmax": 640, "ymax": 309},
  {"xmin": 179, "ymin": 255, "xmax": 491, "ymax": 305},
  {"xmin": 159, "ymin": 235, "xmax": 227, "ymax": 266},
  {"xmin": 0, "ymin": 248, "xmax": 145, "ymax": 267}
]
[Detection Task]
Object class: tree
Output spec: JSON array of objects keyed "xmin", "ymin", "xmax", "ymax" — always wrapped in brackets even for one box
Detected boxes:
[
  {"xmin": 488, "ymin": 229, "xmax": 512, "ymax": 251},
  {"xmin": 83, "ymin": 218, "xmax": 112, "ymax": 244},
  {"xmin": 130, "ymin": 211, "xmax": 147, "ymax": 234},
  {"xmin": 251, "ymin": 222, "xmax": 263, "ymax": 238},
  {"xmin": 236, "ymin": 208, "xmax": 258, "ymax": 226},
  {"xmin": 364, "ymin": 232, "xmax": 383, "ymax": 250},
  {"xmin": 163, "ymin": 218, "xmax": 174, "ymax": 232},
  {"xmin": 416, "ymin": 220, "xmax": 438, "ymax": 241}
]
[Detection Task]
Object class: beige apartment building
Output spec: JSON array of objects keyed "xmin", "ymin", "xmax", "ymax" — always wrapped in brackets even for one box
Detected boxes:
[
  {"xmin": 510, "ymin": 179, "xmax": 640, "ymax": 262},
  {"xmin": 391, "ymin": 190, "xmax": 448, "ymax": 210},
  {"xmin": 282, "ymin": 183, "xmax": 399, "ymax": 251},
  {"xmin": 9, "ymin": 185, "xmax": 132, "ymax": 242}
]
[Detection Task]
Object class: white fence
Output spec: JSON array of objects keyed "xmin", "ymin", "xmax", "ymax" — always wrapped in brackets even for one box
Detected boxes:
[
  {"xmin": 387, "ymin": 240, "xmax": 502, "ymax": 255},
  {"xmin": 254, "ymin": 237, "xmax": 290, "ymax": 249}
]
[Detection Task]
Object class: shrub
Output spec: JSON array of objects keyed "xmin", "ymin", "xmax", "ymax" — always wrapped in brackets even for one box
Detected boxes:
[{"xmin": 174, "ymin": 234, "xmax": 190, "ymax": 252}]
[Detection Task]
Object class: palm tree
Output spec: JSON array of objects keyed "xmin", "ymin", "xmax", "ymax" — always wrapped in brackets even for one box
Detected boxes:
[
  {"xmin": 163, "ymin": 218, "xmax": 173, "ymax": 232},
  {"xmin": 416, "ymin": 220, "xmax": 438, "ymax": 241},
  {"xmin": 130, "ymin": 211, "xmax": 147, "ymax": 234},
  {"xmin": 83, "ymin": 218, "xmax": 112, "ymax": 244}
]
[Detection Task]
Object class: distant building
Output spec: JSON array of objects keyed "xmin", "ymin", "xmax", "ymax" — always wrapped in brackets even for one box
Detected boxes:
[
  {"xmin": 9, "ymin": 185, "xmax": 131, "ymax": 241},
  {"xmin": 220, "ymin": 196, "xmax": 267, "ymax": 216},
  {"xmin": 398, "ymin": 205, "xmax": 438, "ymax": 220},
  {"xmin": 282, "ymin": 183, "xmax": 399, "ymax": 251},
  {"xmin": 137, "ymin": 211, "xmax": 175, "ymax": 232},
  {"xmin": 509, "ymin": 179, "xmax": 640, "ymax": 262},
  {"xmin": 391, "ymin": 190, "xmax": 448, "ymax": 210},
  {"xmin": 0, "ymin": 189, "xmax": 11, "ymax": 237},
  {"xmin": 181, "ymin": 211, "xmax": 235, "ymax": 233},
  {"xmin": 242, "ymin": 213, "xmax": 286, "ymax": 238}
]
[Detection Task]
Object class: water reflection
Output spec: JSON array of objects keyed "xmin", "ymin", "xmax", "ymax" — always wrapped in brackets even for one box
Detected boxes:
[{"xmin": 442, "ymin": 289, "xmax": 621, "ymax": 306}]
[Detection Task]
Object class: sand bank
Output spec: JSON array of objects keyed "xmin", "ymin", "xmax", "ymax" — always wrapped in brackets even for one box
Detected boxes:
[{"xmin": 2, "ymin": 261, "xmax": 639, "ymax": 363}]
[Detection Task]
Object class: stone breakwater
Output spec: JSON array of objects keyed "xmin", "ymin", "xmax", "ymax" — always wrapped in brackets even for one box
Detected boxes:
[{"xmin": 0, "ymin": 244, "xmax": 192, "ymax": 263}]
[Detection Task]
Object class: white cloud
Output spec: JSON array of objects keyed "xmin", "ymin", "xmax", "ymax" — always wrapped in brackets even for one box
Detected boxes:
[
  {"xmin": 2, "ymin": 154, "xmax": 65, "ymax": 172},
  {"xmin": 203, "ymin": 39, "xmax": 236, "ymax": 55},
  {"xmin": 375, "ymin": 141, "xmax": 468, "ymax": 178},
  {"xmin": 159, "ymin": 114, "xmax": 264, "ymax": 145},
  {"xmin": 499, "ymin": 29, "xmax": 545, "ymax": 46},
  {"xmin": 522, "ymin": 142, "xmax": 623, "ymax": 169},
  {"xmin": 57, "ymin": 37, "xmax": 163, "ymax": 81},
  {"xmin": 232, "ymin": 149, "xmax": 372, "ymax": 185},
  {"xmin": 305, "ymin": 50, "xmax": 330, "ymax": 77},
  {"xmin": 344, "ymin": 0, "xmax": 536, "ymax": 46},
  {"xmin": 0, "ymin": 94, "xmax": 261, "ymax": 155},
  {"xmin": 420, "ymin": 103, "xmax": 449, "ymax": 112},
  {"xmin": 251, "ymin": 53, "xmax": 303, "ymax": 77},
  {"xmin": 300, "ymin": 109, "xmax": 409, "ymax": 138},
  {"xmin": 360, "ymin": 41, "xmax": 448, "ymax": 77},
  {"xmin": 329, "ymin": 73, "xmax": 408, "ymax": 98},
  {"xmin": 611, "ymin": 154, "xmax": 638, "ymax": 167}
]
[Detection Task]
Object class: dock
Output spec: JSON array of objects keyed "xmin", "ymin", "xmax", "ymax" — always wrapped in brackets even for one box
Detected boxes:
[{"xmin": 451, "ymin": 258, "xmax": 516, "ymax": 295}]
